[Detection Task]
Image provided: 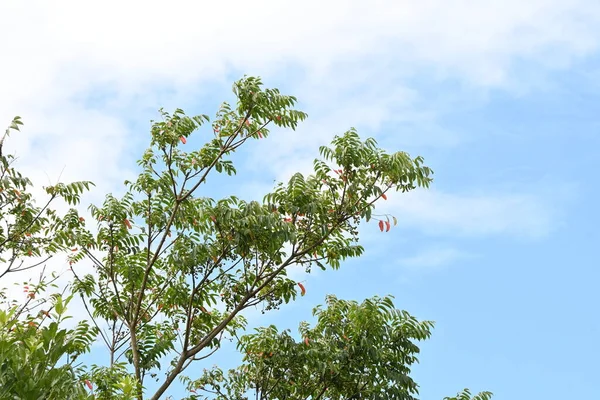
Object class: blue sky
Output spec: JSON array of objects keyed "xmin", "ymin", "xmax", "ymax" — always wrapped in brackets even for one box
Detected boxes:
[{"xmin": 1, "ymin": 0, "xmax": 600, "ymax": 398}]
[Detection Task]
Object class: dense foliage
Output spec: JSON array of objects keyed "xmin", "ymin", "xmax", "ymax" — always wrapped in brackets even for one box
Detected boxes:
[{"xmin": 0, "ymin": 77, "xmax": 491, "ymax": 400}]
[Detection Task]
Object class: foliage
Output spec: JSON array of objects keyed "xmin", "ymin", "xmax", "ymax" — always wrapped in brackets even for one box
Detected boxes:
[
  {"xmin": 0, "ymin": 77, "xmax": 491, "ymax": 400},
  {"xmin": 0, "ymin": 271, "xmax": 95, "ymax": 399},
  {"xmin": 185, "ymin": 295, "xmax": 435, "ymax": 399},
  {"xmin": 444, "ymin": 389, "xmax": 494, "ymax": 400},
  {"xmin": 66, "ymin": 76, "xmax": 434, "ymax": 399},
  {"xmin": 0, "ymin": 116, "xmax": 94, "ymax": 279},
  {"xmin": 0, "ymin": 116, "xmax": 97, "ymax": 399}
]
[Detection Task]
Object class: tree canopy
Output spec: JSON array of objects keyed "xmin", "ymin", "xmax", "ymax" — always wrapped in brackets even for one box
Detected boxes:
[{"xmin": 0, "ymin": 77, "xmax": 491, "ymax": 400}]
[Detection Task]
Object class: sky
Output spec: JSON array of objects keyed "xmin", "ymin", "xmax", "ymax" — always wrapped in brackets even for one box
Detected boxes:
[{"xmin": 1, "ymin": 0, "xmax": 599, "ymax": 398}]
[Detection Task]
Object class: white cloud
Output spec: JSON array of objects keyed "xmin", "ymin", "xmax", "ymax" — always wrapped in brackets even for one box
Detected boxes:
[
  {"xmin": 385, "ymin": 245, "xmax": 475, "ymax": 284},
  {"xmin": 396, "ymin": 246, "xmax": 474, "ymax": 271},
  {"xmin": 3, "ymin": 0, "xmax": 597, "ymax": 175},
  {"xmin": 378, "ymin": 189, "xmax": 558, "ymax": 239},
  {"xmin": 2, "ymin": 0, "xmax": 597, "ymax": 96}
]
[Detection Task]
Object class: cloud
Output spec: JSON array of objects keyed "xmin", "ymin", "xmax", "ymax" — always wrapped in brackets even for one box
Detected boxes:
[
  {"xmin": 3, "ymin": 0, "xmax": 597, "ymax": 182},
  {"xmin": 3, "ymin": 0, "xmax": 599, "ymax": 127},
  {"xmin": 386, "ymin": 244, "xmax": 475, "ymax": 285},
  {"xmin": 3, "ymin": 0, "xmax": 598, "ymax": 95},
  {"xmin": 379, "ymin": 189, "xmax": 558, "ymax": 239},
  {"xmin": 396, "ymin": 246, "xmax": 475, "ymax": 271}
]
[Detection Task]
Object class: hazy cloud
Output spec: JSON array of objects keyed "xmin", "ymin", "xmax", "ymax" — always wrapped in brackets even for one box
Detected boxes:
[{"xmin": 396, "ymin": 246, "xmax": 475, "ymax": 271}]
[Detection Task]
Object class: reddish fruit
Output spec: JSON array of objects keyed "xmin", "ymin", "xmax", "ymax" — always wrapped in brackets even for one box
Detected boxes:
[
  {"xmin": 298, "ymin": 282, "xmax": 306, "ymax": 296},
  {"xmin": 28, "ymin": 292, "xmax": 35, "ymax": 299},
  {"xmin": 276, "ymin": 115, "xmax": 281, "ymax": 121},
  {"xmin": 210, "ymin": 216, "xmax": 216, "ymax": 223},
  {"xmin": 79, "ymin": 217, "xmax": 85, "ymax": 222},
  {"xmin": 85, "ymin": 380, "xmax": 93, "ymax": 390},
  {"xmin": 25, "ymin": 232, "xmax": 31, "ymax": 237},
  {"xmin": 304, "ymin": 337, "xmax": 309, "ymax": 345},
  {"xmin": 378, "ymin": 220, "xmax": 384, "ymax": 232},
  {"xmin": 124, "ymin": 219, "xmax": 132, "ymax": 229},
  {"xmin": 385, "ymin": 221, "xmax": 391, "ymax": 232},
  {"xmin": 257, "ymin": 131, "xmax": 263, "ymax": 138},
  {"xmin": 180, "ymin": 136, "xmax": 187, "ymax": 144},
  {"xmin": 382, "ymin": 193, "xmax": 387, "ymax": 200}
]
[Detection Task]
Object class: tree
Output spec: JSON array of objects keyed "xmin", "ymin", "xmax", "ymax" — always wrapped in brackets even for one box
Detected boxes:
[
  {"xmin": 0, "ymin": 116, "xmax": 94, "ymax": 279},
  {"xmin": 0, "ymin": 76, "xmax": 491, "ymax": 400},
  {"xmin": 183, "ymin": 296, "xmax": 492, "ymax": 400},
  {"xmin": 0, "ymin": 116, "xmax": 98, "ymax": 399},
  {"xmin": 0, "ymin": 286, "xmax": 97, "ymax": 400},
  {"xmin": 192, "ymin": 295, "xmax": 433, "ymax": 399}
]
